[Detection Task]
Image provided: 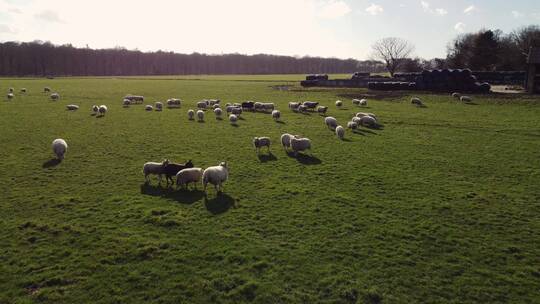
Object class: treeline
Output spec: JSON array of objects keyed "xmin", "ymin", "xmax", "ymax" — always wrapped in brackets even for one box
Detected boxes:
[{"xmin": 0, "ymin": 41, "xmax": 386, "ymax": 76}]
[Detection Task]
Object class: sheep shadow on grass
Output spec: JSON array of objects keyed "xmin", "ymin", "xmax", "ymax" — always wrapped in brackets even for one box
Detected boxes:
[
  {"xmin": 275, "ymin": 120, "xmax": 286, "ymax": 124},
  {"xmin": 204, "ymin": 192, "xmax": 235, "ymax": 215},
  {"xmin": 140, "ymin": 183, "xmax": 204, "ymax": 205},
  {"xmin": 286, "ymin": 151, "xmax": 322, "ymax": 165},
  {"xmin": 353, "ymin": 129, "xmax": 379, "ymax": 136},
  {"xmin": 42, "ymin": 158, "xmax": 61, "ymax": 168},
  {"xmin": 257, "ymin": 152, "xmax": 277, "ymax": 163}
]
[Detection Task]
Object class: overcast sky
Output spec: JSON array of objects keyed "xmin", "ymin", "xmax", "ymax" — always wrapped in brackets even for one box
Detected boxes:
[{"xmin": 0, "ymin": 0, "xmax": 539, "ymax": 60}]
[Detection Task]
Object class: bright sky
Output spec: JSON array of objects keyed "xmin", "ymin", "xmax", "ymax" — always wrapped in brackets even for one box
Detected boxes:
[{"xmin": 0, "ymin": 0, "xmax": 539, "ymax": 60}]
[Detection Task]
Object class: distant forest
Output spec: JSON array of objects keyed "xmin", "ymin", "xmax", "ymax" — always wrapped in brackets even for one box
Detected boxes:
[{"xmin": 0, "ymin": 41, "xmax": 386, "ymax": 76}]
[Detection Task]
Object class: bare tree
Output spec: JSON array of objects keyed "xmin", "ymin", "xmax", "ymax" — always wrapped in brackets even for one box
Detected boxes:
[{"xmin": 371, "ymin": 37, "xmax": 415, "ymax": 77}]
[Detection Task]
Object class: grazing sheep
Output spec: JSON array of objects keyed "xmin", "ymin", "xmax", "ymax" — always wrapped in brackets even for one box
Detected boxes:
[
  {"xmin": 302, "ymin": 101, "xmax": 319, "ymax": 110},
  {"xmin": 253, "ymin": 102, "xmax": 262, "ymax": 111},
  {"xmin": 460, "ymin": 96, "xmax": 472, "ymax": 103},
  {"xmin": 145, "ymin": 105, "xmax": 154, "ymax": 111},
  {"xmin": 242, "ymin": 101, "xmax": 255, "ymax": 111},
  {"xmin": 155, "ymin": 102, "xmax": 163, "ymax": 111},
  {"xmin": 66, "ymin": 104, "xmax": 79, "ymax": 111},
  {"xmin": 298, "ymin": 105, "xmax": 307, "ymax": 113},
  {"xmin": 229, "ymin": 114, "xmax": 238, "ymax": 124},
  {"xmin": 411, "ymin": 97, "xmax": 423, "ymax": 106},
  {"xmin": 51, "ymin": 138, "xmax": 68, "ymax": 160},
  {"xmin": 123, "ymin": 99, "xmax": 131, "ymax": 107},
  {"xmin": 7, "ymin": 93, "xmax": 14, "ymax": 100},
  {"xmin": 197, "ymin": 101, "xmax": 207, "ymax": 110},
  {"xmin": 317, "ymin": 106, "xmax": 328, "ymax": 115},
  {"xmin": 124, "ymin": 95, "xmax": 144, "ymax": 103},
  {"xmin": 352, "ymin": 99, "xmax": 360, "ymax": 106},
  {"xmin": 44, "ymin": 87, "xmax": 51, "ymax": 93},
  {"xmin": 163, "ymin": 160, "xmax": 194, "ymax": 185},
  {"xmin": 359, "ymin": 115, "xmax": 377, "ymax": 128},
  {"xmin": 188, "ymin": 109, "xmax": 195, "ymax": 120},
  {"xmin": 336, "ymin": 125, "xmax": 345, "ymax": 140},
  {"xmin": 355, "ymin": 112, "xmax": 377, "ymax": 119},
  {"xmin": 143, "ymin": 159, "xmax": 170, "ymax": 184},
  {"xmin": 98, "ymin": 105, "xmax": 108, "ymax": 116},
  {"xmin": 231, "ymin": 107, "xmax": 243, "ymax": 116},
  {"xmin": 290, "ymin": 137, "xmax": 311, "ymax": 156},
  {"xmin": 280, "ymin": 133, "xmax": 296, "ymax": 151},
  {"xmin": 288, "ymin": 102, "xmax": 301, "ymax": 111},
  {"xmin": 20, "ymin": 88, "xmax": 27, "ymax": 94},
  {"xmin": 225, "ymin": 103, "xmax": 232, "ymax": 107},
  {"xmin": 335, "ymin": 100, "xmax": 343, "ymax": 108},
  {"xmin": 213, "ymin": 104, "xmax": 220, "ymax": 110},
  {"xmin": 452, "ymin": 92, "xmax": 461, "ymax": 99},
  {"xmin": 272, "ymin": 110, "xmax": 281, "ymax": 121},
  {"xmin": 167, "ymin": 98, "xmax": 181, "ymax": 108},
  {"xmin": 176, "ymin": 167, "xmax": 204, "ymax": 190},
  {"xmin": 233, "ymin": 102, "xmax": 242, "ymax": 107},
  {"xmin": 253, "ymin": 137, "xmax": 271, "ymax": 154},
  {"xmin": 197, "ymin": 110, "xmax": 204, "ymax": 121},
  {"xmin": 325, "ymin": 116, "xmax": 338, "ymax": 130},
  {"xmin": 347, "ymin": 121, "xmax": 358, "ymax": 130},
  {"xmin": 359, "ymin": 99, "xmax": 368, "ymax": 106},
  {"xmin": 260, "ymin": 102, "xmax": 275, "ymax": 112},
  {"xmin": 214, "ymin": 107, "xmax": 223, "ymax": 118},
  {"xmin": 202, "ymin": 162, "xmax": 229, "ymax": 193},
  {"xmin": 8, "ymin": 88, "xmax": 14, "ymax": 93},
  {"xmin": 92, "ymin": 105, "xmax": 99, "ymax": 114},
  {"xmin": 352, "ymin": 117, "xmax": 362, "ymax": 124},
  {"xmin": 50, "ymin": 93, "xmax": 60, "ymax": 101}
]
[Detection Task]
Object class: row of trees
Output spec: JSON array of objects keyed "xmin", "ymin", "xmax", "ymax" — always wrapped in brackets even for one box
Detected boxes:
[{"xmin": 0, "ymin": 41, "xmax": 386, "ymax": 76}]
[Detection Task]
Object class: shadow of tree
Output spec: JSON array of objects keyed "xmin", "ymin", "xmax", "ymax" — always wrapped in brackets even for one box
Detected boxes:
[
  {"xmin": 42, "ymin": 158, "xmax": 61, "ymax": 168},
  {"xmin": 140, "ymin": 184, "xmax": 204, "ymax": 205},
  {"xmin": 204, "ymin": 193, "xmax": 235, "ymax": 215}
]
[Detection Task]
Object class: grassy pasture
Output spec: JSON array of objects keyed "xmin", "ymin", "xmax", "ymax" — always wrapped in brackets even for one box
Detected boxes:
[{"xmin": 0, "ymin": 76, "xmax": 539, "ymax": 303}]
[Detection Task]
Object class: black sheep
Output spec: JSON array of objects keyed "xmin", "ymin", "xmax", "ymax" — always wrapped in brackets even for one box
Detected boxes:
[{"xmin": 164, "ymin": 160, "xmax": 194, "ymax": 185}]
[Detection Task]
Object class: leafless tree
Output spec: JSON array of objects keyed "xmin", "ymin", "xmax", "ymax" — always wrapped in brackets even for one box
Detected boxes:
[{"xmin": 371, "ymin": 37, "xmax": 415, "ymax": 77}]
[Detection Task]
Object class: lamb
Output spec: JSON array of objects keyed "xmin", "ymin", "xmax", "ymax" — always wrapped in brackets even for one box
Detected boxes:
[
  {"xmin": 214, "ymin": 108, "xmax": 223, "ymax": 118},
  {"xmin": 176, "ymin": 167, "xmax": 204, "ymax": 190},
  {"xmin": 155, "ymin": 102, "xmax": 163, "ymax": 111},
  {"xmin": 347, "ymin": 121, "xmax": 358, "ymax": 130},
  {"xmin": 92, "ymin": 105, "xmax": 99, "ymax": 114},
  {"xmin": 302, "ymin": 101, "xmax": 319, "ymax": 110},
  {"xmin": 335, "ymin": 100, "xmax": 343, "ymax": 108},
  {"xmin": 20, "ymin": 88, "xmax": 27, "ymax": 93},
  {"xmin": 197, "ymin": 110, "xmax": 204, "ymax": 121},
  {"xmin": 51, "ymin": 138, "xmax": 68, "ymax": 160},
  {"xmin": 229, "ymin": 114, "xmax": 238, "ymax": 124},
  {"xmin": 188, "ymin": 109, "xmax": 195, "ymax": 120},
  {"xmin": 452, "ymin": 92, "xmax": 461, "ymax": 99},
  {"xmin": 66, "ymin": 104, "xmax": 79, "ymax": 111},
  {"xmin": 142, "ymin": 159, "xmax": 170, "ymax": 184},
  {"xmin": 460, "ymin": 96, "xmax": 472, "ymax": 103},
  {"xmin": 317, "ymin": 106, "xmax": 328, "ymax": 115},
  {"xmin": 123, "ymin": 99, "xmax": 131, "ymax": 107},
  {"xmin": 202, "ymin": 162, "xmax": 229, "ymax": 193},
  {"xmin": 290, "ymin": 137, "xmax": 311, "ymax": 156},
  {"xmin": 359, "ymin": 115, "xmax": 377, "ymax": 128},
  {"xmin": 145, "ymin": 105, "xmax": 154, "ymax": 111},
  {"xmin": 253, "ymin": 137, "xmax": 271, "ymax": 154},
  {"xmin": 288, "ymin": 102, "xmax": 301, "ymax": 111},
  {"xmin": 272, "ymin": 110, "xmax": 281, "ymax": 121},
  {"xmin": 411, "ymin": 97, "xmax": 423, "ymax": 106},
  {"xmin": 197, "ymin": 101, "xmax": 207, "ymax": 110},
  {"xmin": 336, "ymin": 125, "xmax": 345, "ymax": 140},
  {"xmin": 325, "ymin": 116, "xmax": 338, "ymax": 130},
  {"xmin": 98, "ymin": 105, "xmax": 108, "ymax": 116},
  {"xmin": 163, "ymin": 160, "xmax": 194, "ymax": 185},
  {"xmin": 44, "ymin": 87, "xmax": 51, "ymax": 93},
  {"xmin": 280, "ymin": 133, "xmax": 296, "ymax": 151},
  {"xmin": 50, "ymin": 93, "xmax": 60, "ymax": 101},
  {"xmin": 7, "ymin": 93, "xmax": 14, "ymax": 100}
]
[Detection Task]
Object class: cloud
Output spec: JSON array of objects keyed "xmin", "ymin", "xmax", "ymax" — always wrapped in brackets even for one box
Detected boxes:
[
  {"xmin": 0, "ymin": 24, "xmax": 16, "ymax": 33},
  {"xmin": 464, "ymin": 5, "xmax": 476, "ymax": 14},
  {"xmin": 511, "ymin": 11, "xmax": 523, "ymax": 18},
  {"xmin": 34, "ymin": 10, "xmax": 64, "ymax": 23},
  {"xmin": 316, "ymin": 0, "xmax": 351, "ymax": 19},
  {"xmin": 454, "ymin": 22, "xmax": 466, "ymax": 32},
  {"xmin": 421, "ymin": 1, "xmax": 447, "ymax": 16},
  {"xmin": 365, "ymin": 3, "xmax": 383, "ymax": 15}
]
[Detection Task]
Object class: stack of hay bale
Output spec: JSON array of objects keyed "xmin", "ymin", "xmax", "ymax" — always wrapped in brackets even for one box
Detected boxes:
[{"xmin": 301, "ymin": 74, "xmax": 329, "ymax": 87}]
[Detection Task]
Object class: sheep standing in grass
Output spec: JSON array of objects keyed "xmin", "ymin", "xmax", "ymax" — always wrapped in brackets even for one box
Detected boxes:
[
  {"xmin": 280, "ymin": 133, "xmax": 296, "ymax": 151},
  {"xmin": 229, "ymin": 114, "xmax": 238, "ymax": 124},
  {"xmin": 145, "ymin": 105, "xmax": 153, "ymax": 111},
  {"xmin": 9, "ymin": 88, "xmax": 14, "ymax": 93},
  {"xmin": 214, "ymin": 108, "xmax": 223, "ymax": 119},
  {"xmin": 7, "ymin": 93, "xmax": 14, "ymax": 100},
  {"xmin": 336, "ymin": 125, "xmax": 345, "ymax": 140},
  {"xmin": 317, "ymin": 106, "xmax": 328, "ymax": 115},
  {"xmin": 213, "ymin": 104, "xmax": 220, "ymax": 110},
  {"xmin": 355, "ymin": 112, "xmax": 377, "ymax": 119},
  {"xmin": 231, "ymin": 107, "xmax": 243, "ymax": 116},
  {"xmin": 92, "ymin": 105, "xmax": 99, "ymax": 114},
  {"xmin": 202, "ymin": 162, "xmax": 229, "ymax": 193},
  {"xmin": 359, "ymin": 99, "xmax": 368, "ymax": 106},
  {"xmin": 66, "ymin": 104, "xmax": 79, "ymax": 111},
  {"xmin": 44, "ymin": 87, "xmax": 51, "ymax": 93},
  {"xmin": 197, "ymin": 101, "xmax": 207, "ymax": 110},
  {"xmin": 411, "ymin": 97, "xmax": 423, "ymax": 106},
  {"xmin": 143, "ymin": 159, "xmax": 170, "ymax": 184},
  {"xmin": 163, "ymin": 160, "xmax": 194, "ymax": 185},
  {"xmin": 298, "ymin": 105, "xmax": 307, "ymax": 113},
  {"xmin": 155, "ymin": 102, "xmax": 163, "ymax": 111},
  {"xmin": 197, "ymin": 110, "xmax": 204, "ymax": 122},
  {"xmin": 452, "ymin": 92, "xmax": 461, "ymax": 99},
  {"xmin": 289, "ymin": 102, "xmax": 301, "ymax": 111},
  {"xmin": 98, "ymin": 105, "xmax": 108, "ymax": 116},
  {"xmin": 352, "ymin": 117, "xmax": 362, "ymax": 125},
  {"xmin": 176, "ymin": 168, "xmax": 204, "ymax": 190},
  {"xmin": 335, "ymin": 100, "xmax": 343, "ymax": 108},
  {"xmin": 359, "ymin": 115, "xmax": 377, "ymax": 128},
  {"xmin": 272, "ymin": 110, "xmax": 281, "ymax": 121},
  {"xmin": 302, "ymin": 101, "xmax": 319, "ymax": 110},
  {"xmin": 347, "ymin": 121, "xmax": 358, "ymax": 130},
  {"xmin": 188, "ymin": 109, "xmax": 195, "ymax": 120},
  {"xmin": 325, "ymin": 116, "xmax": 338, "ymax": 130},
  {"xmin": 460, "ymin": 96, "xmax": 472, "ymax": 103},
  {"xmin": 253, "ymin": 137, "xmax": 271, "ymax": 154},
  {"xmin": 123, "ymin": 99, "xmax": 131, "ymax": 107},
  {"xmin": 352, "ymin": 99, "xmax": 360, "ymax": 106},
  {"xmin": 50, "ymin": 93, "xmax": 60, "ymax": 101},
  {"xmin": 52, "ymin": 138, "xmax": 68, "ymax": 160},
  {"xmin": 167, "ymin": 98, "xmax": 181, "ymax": 108},
  {"xmin": 290, "ymin": 137, "xmax": 311, "ymax": 156},
  {"xmin": 21, "ymin": 88, "xmax": 27, "ymax": 94},
  {"xmin": 261, "ymin": 102, "xmax": 275, "ymax": 112}
]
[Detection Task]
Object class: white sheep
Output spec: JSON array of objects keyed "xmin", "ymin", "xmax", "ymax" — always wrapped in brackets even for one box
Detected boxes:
[
  {"xmin": 123, "ymin": 99, "xmax": 131, "ymax": 107},
  {"xmin": 261, "ymin": 102, "xmax": 275, "ymax": 112},
  {"xmin": 231, "ymin": 107, "xmax": 243, "ymax": 116},
  {"xmin": 336, "ymin": 125, "xmax": 345, "ymax": 140},
  {"xmin": 7, "ymin": 93, "xmax": 14, "ymax": 100},
  {"xmin": 280, "ymin": 133, "xmax": 296, "ymax": 151},
  {"xmin": 352, "ymin": 99, "xmax": 360, "ymax": 106},
  {"xmin": 359, "ymin": 99, "xmax": 368, "ymax": 106},
  {"xmin": 202, "ymin": 162, "xmax": 229, "ymax": 193},
  {"xmin": 188, "ymin": 109, "xmax": 195, "ymax": 120},
  {"xmin": 253, "ymin": 137, "xmax": 271, "ymax": 154},
  {"xmin": 352, "ymin": 117, "xmax": 362, "ymax": 124},
  {"xmin": 214, "ymin": 108, "xmax": 223, "ymax": 118},
  {"xmin": 176, "ymin": 167, "xmax": 204, "ymax": 190},
  {"xmin": 142, "ymin": 159, "xmax": 170, "ymax": 184},
  {"xmin": 66, "ymin": 104, "xmax": 79, "ymax": 111},
  {"xmin": 8, "ymin": 87, "xmax": 14, "ymax": 93},
  {"xmin": 317, "ymin": 106, "xmax": 328, "ymax": 115},
  {"xmin": 411, "ymin": 97, "xmax": 423, "ymax": 106},
  {"xmin": 325, "ymin": 116, "xmax": 338, "ymax": 130},
  {"xmin": 359, "ymin": 115, "xmax": 377, "ymax": 128},
  {"xmin": 452, "ymin": 92, "xmax": 461, "ymax": 99},
  {"xmin": 52, "ymin": 138, "xmax": 68, "ymax": 160},
  {"xmin": 290, "ymin": 137, "xmax": 311, "ymax": 156},
  {"xmin": 197, "ymin": 110, "xmax": 204, "ymax": 121},
  {"xmin": 335, "ymin": 100, "xmax": 343, "ymax": 108},
  {"xmin": 145, "ymin": 105, "xmax": 154, "ymax": 111},
  {"xmin": 21, "ymin": 88, "xmax": 27, "ymax": 94},
  {"xmin": 44, "ymin": 87, "xmax": 51, "ymax": 93},
  {"xmin": 197, "ymin": 101, "xmax": 207, "ymax": 110},
  {"xmin": 155, "ymin": 102, "xmax": 163, "ymax": 111},
  {"xmin": 347, "ymin": 121, "xmax": 358, "ymax": 130},
  {"xmin": 229, "ymin": 114, "xmax": 238, "ymax": 124},
  {"xmin": 289, "ymin": 102, "xmax": 301, "ymax": 111},
  {"xmin": 355, "ymin": 112, "xmax": 377, "ymax": 119},
  {"xmin": 167, "ymin": 98, "xmax": 181, "ymax": 107},
  {"xmin": 213, "ymin": 104, "xmax": 220, "ymax": 110},
  {"xmin": 50, "ymin": 93, "xmax": 60, "ymax": 101},
  {"xmin": 298, "ymin": 105, "xmax": 307, "ymax": 113},
  {"xmin": 460, "ymin": 96, "xmax": 472, "ymax": 103},
  {"xmin": 92, "ymin": 105, "xmax": 99, "ymax": 114},
  {"xmin": 272, "ymin": 110, "xmax": 281, "ymax": 121},
  {"xmin": 97, "ymin": 105, "xmax": 108, "ymax": 116}
]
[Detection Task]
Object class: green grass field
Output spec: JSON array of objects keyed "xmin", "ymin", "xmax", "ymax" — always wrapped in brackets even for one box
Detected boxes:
[{"xmin": 1, "ymin": 76, "xmax": 539, "ymax": 303}]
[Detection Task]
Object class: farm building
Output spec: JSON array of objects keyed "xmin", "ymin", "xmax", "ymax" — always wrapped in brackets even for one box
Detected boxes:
[{"xmin": 526, "ymin": 46, "xmax": 540, "ymax": 94}]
